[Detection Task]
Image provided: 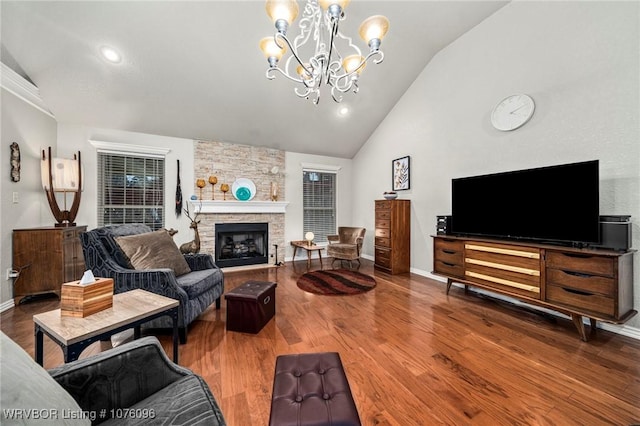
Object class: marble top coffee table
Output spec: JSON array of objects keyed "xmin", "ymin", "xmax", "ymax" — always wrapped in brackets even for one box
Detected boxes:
[{"xmin": 33, "ymin": 289, "xmax": 179, "ymax": 366}]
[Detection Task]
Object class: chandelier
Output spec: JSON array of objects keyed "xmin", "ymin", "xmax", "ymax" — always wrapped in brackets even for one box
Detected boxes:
[{"xmin": 259, "ymin": 0, "xmax": 389, "ymax": 104}]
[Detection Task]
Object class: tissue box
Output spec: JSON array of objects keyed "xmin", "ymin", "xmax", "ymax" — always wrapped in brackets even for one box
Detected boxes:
[{"xmin": 61, "ymin": 278, "xmax": 114, "ymax": 317}]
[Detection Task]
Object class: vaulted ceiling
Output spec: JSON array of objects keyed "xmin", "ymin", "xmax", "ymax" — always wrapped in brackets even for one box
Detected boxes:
[{"xmin": 1, "ymin": 1, "xmax": 508, "ymax": 158}]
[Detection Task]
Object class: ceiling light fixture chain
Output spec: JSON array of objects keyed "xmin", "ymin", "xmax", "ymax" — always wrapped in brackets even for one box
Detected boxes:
[{"xmin": 260, "ymin": 0, "xmax": 389, "ymax": 104}]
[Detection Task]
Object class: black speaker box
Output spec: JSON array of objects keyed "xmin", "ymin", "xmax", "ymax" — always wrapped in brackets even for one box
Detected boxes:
[
  {"xmin": 436, "ymin": 215, "xmax": 452, "ymax": 235},
  {"xmin": 594, "ymin": 215, "xmax": 632, "ymax": 251}
]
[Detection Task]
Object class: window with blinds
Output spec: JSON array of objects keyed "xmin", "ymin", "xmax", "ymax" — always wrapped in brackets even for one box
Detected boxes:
[
  {"xmin": 97, "ymin": 152, "xmax": 165, "ymax": 230},
  {"xmin": 303, "ymin": 170, "xmax": 336, "ymax": 243}
]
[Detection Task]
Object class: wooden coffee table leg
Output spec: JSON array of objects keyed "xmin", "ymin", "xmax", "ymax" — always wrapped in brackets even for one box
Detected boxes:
[
  {"xmin": 307, "ymin": 250, "xmax": 312, "ymax": 267},
  {"xmin": 318, "ymin": 251, "xmax": 323, "ymax": 267}
]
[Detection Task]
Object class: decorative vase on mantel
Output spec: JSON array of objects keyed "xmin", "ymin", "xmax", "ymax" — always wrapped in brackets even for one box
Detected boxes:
[{"xmin": 220, "ymin": 183, "xmax": 230, "ymax": 200}]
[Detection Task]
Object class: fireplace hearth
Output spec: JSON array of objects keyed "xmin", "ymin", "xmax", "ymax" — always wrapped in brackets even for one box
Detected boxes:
[{"xmin": 215, "ymin": 222, "xmax": 268, "ymax": 268}]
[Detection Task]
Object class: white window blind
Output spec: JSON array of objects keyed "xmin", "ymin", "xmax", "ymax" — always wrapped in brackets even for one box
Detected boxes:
[
  {"xmin": 97, "ymin": 152, "xmax": 165, "ymax": 230},
  {"xmin": 303, "ymin": 169, "xmax": 336, "ymax": 243}
]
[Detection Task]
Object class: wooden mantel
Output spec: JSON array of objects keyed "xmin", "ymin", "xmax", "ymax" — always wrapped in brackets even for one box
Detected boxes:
[{"xmin": 190, "ymin": 200, "xmax": 289, "ymax": 214}]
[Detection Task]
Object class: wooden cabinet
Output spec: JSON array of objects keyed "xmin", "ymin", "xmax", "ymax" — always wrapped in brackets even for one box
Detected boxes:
[
  {"xmin": 374, "ymin": 200, "xmax": 410, "ymax": 274},
  {"xmin": 12, "ymin": 226, "xmax": 87, "ymax": 303},
  {"xmin": 432, "ymin": 235, "xmax": 636, "ymax": 341}
]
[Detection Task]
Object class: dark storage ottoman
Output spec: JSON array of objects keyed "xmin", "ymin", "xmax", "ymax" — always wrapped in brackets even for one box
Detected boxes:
[
  {"xmin": 225, "ymin": 281, "xmax": 277, "ymax": 333},
  {"xmin": 269, "ymin": 352, "xmax": 361, "ymax": 426}
]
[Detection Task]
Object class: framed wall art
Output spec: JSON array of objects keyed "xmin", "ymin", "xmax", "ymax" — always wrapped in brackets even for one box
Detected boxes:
[{"xmin": 392, "ymin": 155, "xmax": 410, "ymax": 191}]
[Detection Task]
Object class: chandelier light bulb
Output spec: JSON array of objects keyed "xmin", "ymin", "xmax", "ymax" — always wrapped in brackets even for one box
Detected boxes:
[
  {"xmin": 266, "ymin": 0, "xmax": 299, "ymax": 32},
  {"xmin": 359, "ymin": 15, "xmax": 390, "ymax": 49},
  {"xmin": 342, "ymin": 54, "xmax": 366, "ymax": 75},
  {"xmin": 260, "ymin": 37, "xmax": 287, "ymax": 65},
  {"xmin": 296, "ymin": 63, "xmax": 312, "ymax": 78}
]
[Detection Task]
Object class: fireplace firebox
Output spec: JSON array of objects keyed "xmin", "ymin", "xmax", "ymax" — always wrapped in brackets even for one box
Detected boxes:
[{"xmin": 215, "ymin": 222, "xmax": 268, "ymax": 268}]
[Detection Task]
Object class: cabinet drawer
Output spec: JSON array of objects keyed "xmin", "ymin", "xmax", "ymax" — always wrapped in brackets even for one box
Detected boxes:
[
  {"xmin": 376, "ymin": 209, "xmax": 391, "ymax": 220},
  {"xmin": 546, "ymin": 252, "xmax": 614, "ymax": 276},
  {"xmin": 546, "ymin": 268, "xmax": 615, "ymax": 296},
  {"xmin": 375, "ymin": 237, "xmax": 390, "ymax": 248},
  {"xmin": 434, "ymin": 260, "xmax": 464, "ymax": 279},
  {"xmin": 375, "ymin": 228, "xmax": 391, "ymax": 239},
  {"xmin": 376, "ymin": 219, "xmax": 390, "ymax": 229},
  {"xmin": 546, "ymin": 284, "xmax": 615, "ymax": 317},
  {"xmin": 375, "ymin": 248, "xmax": 391, "ymax": 268},
  {"xmin": 375, "ymin": 200, "xmax": 391, "ymax": 210}
]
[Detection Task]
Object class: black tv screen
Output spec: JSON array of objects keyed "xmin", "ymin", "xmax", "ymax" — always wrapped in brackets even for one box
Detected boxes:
[{"xmin": 451, "ymin": 160, "xmax": 600, "ymax": 245}]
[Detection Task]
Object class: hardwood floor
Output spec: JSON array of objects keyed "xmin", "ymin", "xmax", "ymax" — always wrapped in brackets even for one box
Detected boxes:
[{"xmin": 2, "ymin": 259, "xmax": 639, "ymax": 425}]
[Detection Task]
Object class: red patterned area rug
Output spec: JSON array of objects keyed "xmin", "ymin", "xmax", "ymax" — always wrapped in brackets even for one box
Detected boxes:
[{"xmin": 296, "ymin": 269, "xmax": 376, "ymax": 295}]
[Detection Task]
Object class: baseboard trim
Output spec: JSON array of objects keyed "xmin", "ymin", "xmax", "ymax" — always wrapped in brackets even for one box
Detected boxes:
[{"xmin": 0, "ymin": 299, "xmax": 16, "ymax": 314}]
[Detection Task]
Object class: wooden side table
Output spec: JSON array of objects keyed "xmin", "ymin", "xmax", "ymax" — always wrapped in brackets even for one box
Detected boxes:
[{"xmin": 291, "ymin": 240, "xmax": 324, "ymax": 268}]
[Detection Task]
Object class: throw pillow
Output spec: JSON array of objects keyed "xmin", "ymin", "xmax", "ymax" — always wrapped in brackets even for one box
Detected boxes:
[
  {"xmin": 0, "ymin": 332, "xmax": 91, "ymax": 425},
  {"xmin": 115, "ymin": 229, "xmax": 191, "ymax": 276}
]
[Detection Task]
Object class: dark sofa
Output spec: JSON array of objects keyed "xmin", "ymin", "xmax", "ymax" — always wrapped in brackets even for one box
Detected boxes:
[{"xmin": 80, "ymin": 224, "xmax": 224, "ymax": 343}]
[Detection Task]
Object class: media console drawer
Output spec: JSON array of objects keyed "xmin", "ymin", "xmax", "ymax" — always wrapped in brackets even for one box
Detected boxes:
[
  {"xmin": 433, "ymin": 238, "xmax": 464, "ymax": 278},
  {"xmin": 546, "ymin": 252, "xmax": 614, "ymax": 276},
  {"xmin": 463, "ymin": 241, "xmax": 541, "ymax": 298},
  {"xmin": 546, "ymin": 284, "xmax": 615, "ymax": 317},
  {"xmin": 546, "ymin": 269, "xmax": 615, "ymax": 296}
]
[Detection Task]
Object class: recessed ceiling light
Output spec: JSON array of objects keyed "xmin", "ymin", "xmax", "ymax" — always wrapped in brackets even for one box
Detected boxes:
[
  {"xmin": 100, "ymin": 46, "xmax": 121, "ymax": 63},
  {"xmin": 339, "ymin": 106, "xmax": 350, "ymax": 116}
]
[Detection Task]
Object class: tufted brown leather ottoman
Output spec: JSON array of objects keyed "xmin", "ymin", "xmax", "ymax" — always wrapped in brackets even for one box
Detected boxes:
[{"xmin": 269, "ymin": 352, "xmax": 361, "ymax": 426}]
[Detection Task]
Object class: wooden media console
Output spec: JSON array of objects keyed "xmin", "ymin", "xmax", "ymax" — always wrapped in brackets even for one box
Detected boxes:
[{"xmin": 432, "ymin": 235, "xmax": 636, "ymax": 341}]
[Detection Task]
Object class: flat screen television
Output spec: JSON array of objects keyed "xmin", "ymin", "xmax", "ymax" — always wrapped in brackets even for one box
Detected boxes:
[{"xmin": 451, "ymin": 160, "xmax": 600, "ymax": 245}]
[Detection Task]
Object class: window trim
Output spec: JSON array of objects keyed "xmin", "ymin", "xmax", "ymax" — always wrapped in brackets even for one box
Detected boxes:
[
  {"xmin": 93, "ymin": 140, "xmax": 168, "ymax": 230},
  {"xmin": 302, "ymin": 164, "xmax": 339, "ymax": 244},
  {"xmin": 89, "ymin": 140, "xmax": 171, "ymax": 158}
]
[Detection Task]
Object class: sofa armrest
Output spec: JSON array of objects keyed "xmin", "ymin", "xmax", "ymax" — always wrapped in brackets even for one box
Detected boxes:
[
  {"xmin": 327, "ymin": 235, "xmax": 340, "ymax": 244},
  {"xmin": 49, "ymin": 337, "xmax": 190, "ymax": 420},
  {"xmin": 111, "ymin": 269, "xmax": 187, "ymax": 301},
  {"xmin": 184, "ymin": 253, "xmax": 217, "ymax": 271}
]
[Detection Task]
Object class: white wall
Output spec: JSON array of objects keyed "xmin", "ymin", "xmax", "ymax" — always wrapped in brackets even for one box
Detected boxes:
[
  {"xmin": 58, "ymin": 125, "xmax": 355, "ymax": 262},
  {"xmin": 56, "ymin": 124, "xmax": 197, "ymax": 246},
  {"xmin": 1, "ymin": 88, "xmax": 57, "ymax": 305},
  {"xmin": 284, "ymin": 151, "xmax": 353, "ymax": 260},
  {"xmin": 352, "ymin": 1, "xmax": 640, "ymax": 330}
]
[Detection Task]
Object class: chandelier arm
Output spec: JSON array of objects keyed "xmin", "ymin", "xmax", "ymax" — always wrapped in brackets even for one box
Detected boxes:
[
  {"xmin": 324, "ymin": 18, "xmax": 339, "ymax": 83},
  {"xmin": 275, "ymin": 33, "xmax": 313, "ymax": 78},
  {"xmin": 332, "ymin": 49, "xmax": 385, "ymax": 90},
  {"xmin": 267, "ymin": 66, "xmax": 305, "ymax": 84}
]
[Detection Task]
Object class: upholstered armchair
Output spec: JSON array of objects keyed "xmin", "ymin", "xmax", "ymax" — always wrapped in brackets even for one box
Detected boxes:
[
  {"xmin": 80, "ymin": 224, "xmax": 224, "ymax": 343},
  {"xmin": 326, "ymin": 227, "xmax": 366, "ymax": 267},
  {"xmin": 1, "ymin": 332, "xmax": 226, "ymax": 425}
]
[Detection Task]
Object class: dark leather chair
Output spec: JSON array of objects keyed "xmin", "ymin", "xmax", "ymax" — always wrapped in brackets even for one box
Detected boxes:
[
  {"xmin": 326, "ymin": 227, "xmax": 366, "ymax": 267},
  {"xmin": 80, "ymin": 224, "xmax": 224, "ymax": 343}
]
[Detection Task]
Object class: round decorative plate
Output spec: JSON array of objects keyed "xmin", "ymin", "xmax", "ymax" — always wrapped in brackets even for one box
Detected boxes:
[{"xmin": 232, "ymin": 178, "xmax": 256, "ymax": 201}]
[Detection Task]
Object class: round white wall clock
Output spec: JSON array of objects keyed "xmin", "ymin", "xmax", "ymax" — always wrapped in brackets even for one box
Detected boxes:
[{"xmin": 491, "ymin": 94, "xmax": 535, "ymax": 131}]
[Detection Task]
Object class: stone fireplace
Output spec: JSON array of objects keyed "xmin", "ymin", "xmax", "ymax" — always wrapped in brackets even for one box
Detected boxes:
[
  {"xmin": 215, "ymin": 222, "xmax": 268, "ymax": 268},
  {"xmin": 193, "ymin": 140, "xmax": 287, "ymax": 267}
]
